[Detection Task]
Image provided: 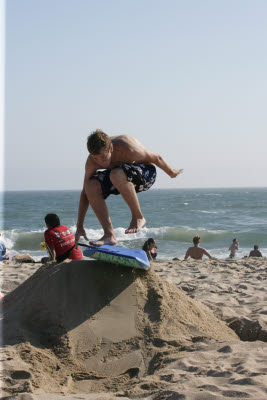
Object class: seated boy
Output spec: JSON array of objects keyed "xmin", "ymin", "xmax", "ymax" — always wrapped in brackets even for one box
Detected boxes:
[{"xmin": 44, "ymin": 214, "xmax": 82, "ymax": 262}]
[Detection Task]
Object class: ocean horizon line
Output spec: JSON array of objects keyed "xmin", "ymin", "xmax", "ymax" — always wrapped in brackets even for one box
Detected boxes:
[{"xmin": 1, "ymin": 186, "xmax": 267, "ymax": 193}]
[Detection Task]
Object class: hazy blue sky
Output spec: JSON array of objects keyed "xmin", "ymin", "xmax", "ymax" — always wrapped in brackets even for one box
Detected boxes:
[{"xmin": 3, "ymin": 0, "xmax": 267, "ymax": 190}]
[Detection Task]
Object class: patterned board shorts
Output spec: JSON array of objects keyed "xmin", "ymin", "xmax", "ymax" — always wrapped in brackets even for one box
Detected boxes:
[{"xmin": 91, "ymin": 163, "xmax": 157, "ymax": 199}]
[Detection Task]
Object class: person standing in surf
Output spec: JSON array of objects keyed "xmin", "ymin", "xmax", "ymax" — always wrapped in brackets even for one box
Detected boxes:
[
  {"xmin": 229, "ymin": 238, "xmax": 239, "ymax": 258},
  {"xmin": 75, "ymin": 130, "xmax": 183, "ymax": 246}
]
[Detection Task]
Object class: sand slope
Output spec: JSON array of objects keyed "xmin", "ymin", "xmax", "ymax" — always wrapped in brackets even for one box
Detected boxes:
[
  {"xmin": 155, "ymin": 258, "xmax": 267, "ymax": 342},
  {"xmin": 0, "ymin": 258, "xmax": 266, "ymax": 399},
  {"xmin": 1, "ymin": 259, "xmax": 236, "ymax": 396}
]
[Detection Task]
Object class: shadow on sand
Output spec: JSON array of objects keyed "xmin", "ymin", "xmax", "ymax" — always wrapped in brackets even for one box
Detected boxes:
[{"xmin": 1, "ymin": 260, "xmax": 144, "ymax": 348}]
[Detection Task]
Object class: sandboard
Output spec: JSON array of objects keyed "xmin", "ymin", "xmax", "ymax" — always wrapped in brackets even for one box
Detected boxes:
[{"xmin": 79, "ymin": 243, "xmax": 150, "ymax": 270}]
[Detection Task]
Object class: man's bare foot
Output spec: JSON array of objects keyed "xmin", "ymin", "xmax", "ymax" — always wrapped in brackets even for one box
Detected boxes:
[
  {"xmin": 89, "ymin": 234, "xmax": 117, "ymax": 246},
  {"xmin": 125, "ymin": 217, "xmax": 146, "ymax": 234}
]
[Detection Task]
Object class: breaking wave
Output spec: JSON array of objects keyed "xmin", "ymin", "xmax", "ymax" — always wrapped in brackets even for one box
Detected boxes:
[{"xmin": 2, "ymin": 225, "xmax": 263, "ymax": 253}]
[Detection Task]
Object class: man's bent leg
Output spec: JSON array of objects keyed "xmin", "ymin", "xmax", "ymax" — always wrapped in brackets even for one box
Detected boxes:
[
  {"xmin": 109, "ymin": 168, "xmax": 146, "ymax": 234},
  {"xmin": 84, "ymin": 178, "xmax": 117, "ymax": 245}
]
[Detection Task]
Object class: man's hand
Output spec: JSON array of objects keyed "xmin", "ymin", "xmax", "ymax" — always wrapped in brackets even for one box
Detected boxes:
[
  {"xmin": 75, "ymin": 226, "xmax": 89, "ymax": 248},
  {"xmin": 169, "ymin": 168, "xmax": 183, "ymax": 178}
]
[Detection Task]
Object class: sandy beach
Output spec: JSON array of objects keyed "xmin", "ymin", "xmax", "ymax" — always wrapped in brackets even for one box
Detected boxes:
[{"xmin": 0, "ymin": 256, "xmax": 266, "ymax": 400}]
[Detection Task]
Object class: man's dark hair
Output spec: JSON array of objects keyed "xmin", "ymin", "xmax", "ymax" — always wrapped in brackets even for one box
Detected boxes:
[
  {"xmin": 87, "ymin": 129, "xmax": 111, "ymax": 154},
  {"xmin": 254, "ymin": 245, "xmax": 259, "ymax": 250},
  {"xmin": 45, "ymin": 213, "xmax": 60, "ymax": 228}
]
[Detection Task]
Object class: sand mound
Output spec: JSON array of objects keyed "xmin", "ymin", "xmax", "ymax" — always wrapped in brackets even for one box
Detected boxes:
[{"xmin": 1, "ymin": 260, "xmax": 237, "ymax": 396}]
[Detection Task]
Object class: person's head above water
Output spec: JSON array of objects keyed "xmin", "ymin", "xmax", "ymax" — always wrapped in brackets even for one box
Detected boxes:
[
  {"xmin": 87, "ymin": 130, "xmax": 112, "ymax": 155},
  {"xmin": 142, "ymin": 238, "xmax": 156, "ymax": 251},
  {"xmin": 45, "ymin": 213, "xmax": 60, "ymax": 228},
  {"xmin": 193, "ymin": 235, "xmax": 201, "ymax": 245}
]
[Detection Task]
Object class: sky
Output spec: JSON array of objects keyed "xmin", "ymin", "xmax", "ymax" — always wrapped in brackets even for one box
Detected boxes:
[{"xmin": 2, "ymin": 0, "xmax": 267, "ymax": 190}]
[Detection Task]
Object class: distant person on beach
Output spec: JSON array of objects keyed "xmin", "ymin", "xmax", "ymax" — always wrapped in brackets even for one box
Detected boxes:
[
  {"xmin": 229, "ymin": 238, "xmax": 239, "ymax": 258},
  {"xmin": 249, "ymin": 245, "xmax": 263, "ymax": 257},
  {"xmin": 75, "ymin": 130, "xmax": 183, "ymax": 246},
  {"xmin": 184, "ymin": 235, "xmax": 213, "ymax": 260},
  {"xmin": 0, "ymin": 233, "xmax": 9, "ymax": 261},
  {"xmin": 44, "ymin": 214, "xmax": 82, "ymax": 263},
  {"xmin": 142, "ymin": 238, "xmax": 157, "ymax": 261}
]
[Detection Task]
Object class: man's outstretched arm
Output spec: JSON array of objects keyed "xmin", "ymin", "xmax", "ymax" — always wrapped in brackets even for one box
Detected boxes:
[
  {"xmin": 131, "ymin": 148, "xmax": 183, "ymax": 178},
  {"xmin": 151, "ymin": 153, "xmax": 183, "ymax": 178}
]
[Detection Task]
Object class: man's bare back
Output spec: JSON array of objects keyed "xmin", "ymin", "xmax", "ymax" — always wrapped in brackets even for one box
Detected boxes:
[
  {"xmin": 86, "ymin": 135, "xmax": 182, "ymax": 177},
  {"xmin": 184, "ymin": 246, "xmax": 212, "ymax": 260}
]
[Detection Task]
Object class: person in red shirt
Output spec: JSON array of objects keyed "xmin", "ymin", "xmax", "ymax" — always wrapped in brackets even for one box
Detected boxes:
[{"xmin": 44, "ymin": 214, "xmax": 82, "ymax": 263}]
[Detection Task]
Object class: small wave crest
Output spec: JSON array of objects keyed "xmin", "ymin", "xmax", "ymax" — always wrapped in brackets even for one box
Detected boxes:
[
  {"xmin": 82, "ymin": 226, "xmax": 169, "ymax": 243},
  {"xmin": 0, "ymin": 226, "xmax": 231, "ymax": 251},
  {"xmin": 2, "ymin": 226, "xmax": 169, "ymax": 252},
  {"xmin": 2, "ymin": 229, "xmax": 45, "ymax": 251},
  {"xmin": 81, "ymin": 226, "xmax": 230, "ymax": 244},
  {"xmin": 162, "ymin": 227, "xmax": 229, "ymax": 243}
]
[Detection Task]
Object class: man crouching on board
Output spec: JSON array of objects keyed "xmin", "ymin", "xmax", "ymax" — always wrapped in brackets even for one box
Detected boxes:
[{"xmin": 75, "ymin": 129, "xmax": 183, "ymax": 247}]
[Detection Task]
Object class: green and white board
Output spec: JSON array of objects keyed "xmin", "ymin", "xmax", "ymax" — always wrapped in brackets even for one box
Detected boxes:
[{"xmin": 80, "ymin": 243, "xmax": 150, "ymax": 270}]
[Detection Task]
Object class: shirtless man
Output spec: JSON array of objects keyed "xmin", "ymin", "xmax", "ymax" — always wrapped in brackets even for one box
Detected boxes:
[
  {"xmin": 184, "ymin": 235, "xmax": 213, "ymax": 260},
  {"xmin": 249, "ymin": 245, "xmax": 263, "ymax": 257},
  {"xmin": 75, "ymin": 130, "xmax": 183, "ymax": 246}
]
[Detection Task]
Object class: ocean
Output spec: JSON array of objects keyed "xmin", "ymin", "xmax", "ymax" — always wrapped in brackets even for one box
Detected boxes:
[{"xmin": 1, "ymin": 187, "xmax": 267, "ymax": 261}]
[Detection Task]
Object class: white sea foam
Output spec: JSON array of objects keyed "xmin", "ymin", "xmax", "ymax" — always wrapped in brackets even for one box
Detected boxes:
[
  {"xmin": 204, "ymin": 193, "xmax": 222, "ymax": 196},
  {"xmin": 2, "ymin": 229, "xmax": 44, "ymax": 250},
  {"xmin": 195, "ymin": 210, "xmax": 218, "ymax": 214},
  {"xmin": 82, "ymin": 226, "xmax": 170, "ymax": 242},
  {"xmin": 2, "ymin": 225, "xmax": 261, "ymax": 249}
]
